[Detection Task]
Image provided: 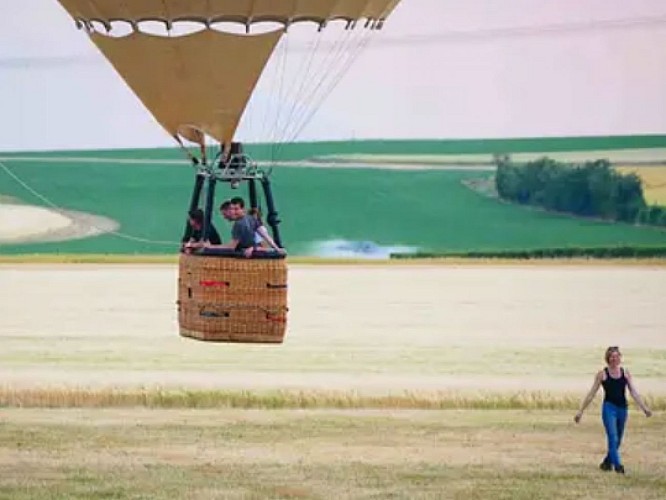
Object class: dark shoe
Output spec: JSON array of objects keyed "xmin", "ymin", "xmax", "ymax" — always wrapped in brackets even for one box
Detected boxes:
[
  {"xmin": 599, "ymin": 458, "xmax": 612, "ymax": 471},
  {"xmin": 615, "ymin": 465, "xmax": 625, "ymax": 474}
]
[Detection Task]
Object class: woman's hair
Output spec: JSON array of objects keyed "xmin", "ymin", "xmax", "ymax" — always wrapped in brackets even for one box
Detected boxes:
[
  {"xmin": 249, "ymin": 207, "xmax": 263, "ymax": 223},
  {"xmin": 605, "ymin": 346, "xmax": 622, "ymax": 364}
]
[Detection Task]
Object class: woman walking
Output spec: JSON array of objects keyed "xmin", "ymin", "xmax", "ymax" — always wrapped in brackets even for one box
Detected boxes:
[{"xmin": 574, "ymin": 346, "xmax": 652, "ymax": 473}]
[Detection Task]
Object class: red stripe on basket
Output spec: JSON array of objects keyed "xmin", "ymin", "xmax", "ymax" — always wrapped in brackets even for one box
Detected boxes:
[
  {"xmin": 265, "ymin": 314, "xmax": 286, "ymax": 323},
  {"xmin": 199, "ymin": 280, "xmax": 229, "ymax": 287}
]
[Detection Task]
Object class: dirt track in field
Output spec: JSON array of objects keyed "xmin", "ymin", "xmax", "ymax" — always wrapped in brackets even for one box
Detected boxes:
[{"xmin": 0, "ymin": 203, "xmax": 118, "ymax": 243}]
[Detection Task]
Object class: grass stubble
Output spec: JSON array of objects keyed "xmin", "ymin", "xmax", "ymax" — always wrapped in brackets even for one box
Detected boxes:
[
  {"xmin": 1, "ymin": 385, "xmax": 665, "ymax": 499},
  {"xmin": 0, "ymin": 407, "xmax": 664, "ymax": 499}
]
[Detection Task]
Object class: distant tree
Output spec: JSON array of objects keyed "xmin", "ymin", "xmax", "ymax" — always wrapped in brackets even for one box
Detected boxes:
[
  {"xmin": 614, "ymin": 172, "xmax": 646, "ymax": 222},
  {"xmin": 492, "ymin": 156, "xmax": 655, "ymax": 226}
]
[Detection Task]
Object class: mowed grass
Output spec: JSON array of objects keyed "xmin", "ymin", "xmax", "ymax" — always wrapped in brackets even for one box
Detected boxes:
[
  {"xmin": 616, "ymin": 166, "xmax": 666, "ymax": 206},
  {"xmin": 1, "ymin": 408, "xmax": 665, "ymax": 499},
  {"xmin": 4, "ymin": 333, "xmax": 666, "ymax": 382}
]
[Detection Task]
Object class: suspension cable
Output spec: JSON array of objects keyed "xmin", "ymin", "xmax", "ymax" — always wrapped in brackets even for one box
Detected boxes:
[
  {"xmin": 270, "ymin": 24, "xmax": 375, "ymax": 159},
  {"xmin": 286, "ymin": 28, "xmax": 375, "ymax": 145},
  {"xmin": 270, "ymin": 27, "xmax": 324, "ymax": 150}
]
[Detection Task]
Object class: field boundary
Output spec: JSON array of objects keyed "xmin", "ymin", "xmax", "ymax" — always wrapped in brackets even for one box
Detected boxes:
[
  {"xmin": 391, "ymin": 246, "xmax": 666, "ymax": 260},
  {"xmin": 3, "ymin": 386, "xmax": 665, "ymax": 410},
  {"xmin": 2, "ymin": 254, "xmax": 666, "ymax": 265}
]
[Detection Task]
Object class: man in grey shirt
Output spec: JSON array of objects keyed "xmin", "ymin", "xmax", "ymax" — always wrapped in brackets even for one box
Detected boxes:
[
  {"xmin": 210, "ymin": 197, "xmax": 285, "ymax": 257},
  {"xmin": 210, "ymin": 197, "xmax": 258, "ymax": 257},
  {"xmin": 231, "ymin": 198, "xmax": 260, "ymax": 251}
]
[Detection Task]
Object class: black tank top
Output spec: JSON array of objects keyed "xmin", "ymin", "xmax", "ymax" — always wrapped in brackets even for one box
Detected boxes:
[{"xmin": 601, "ymin": 367, "xmax": 628, "ymax": 408}]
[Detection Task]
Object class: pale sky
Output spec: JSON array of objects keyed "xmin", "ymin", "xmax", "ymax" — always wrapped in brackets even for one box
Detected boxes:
[{"xmin": 1, "ymin": 0, "xmax": 666, "ymax": 151}]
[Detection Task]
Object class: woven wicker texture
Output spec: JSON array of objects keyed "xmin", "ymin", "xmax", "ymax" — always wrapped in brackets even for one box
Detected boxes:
[{"xmin": 178, "ymin": 253, "xmax": 288, "ymax": 343}]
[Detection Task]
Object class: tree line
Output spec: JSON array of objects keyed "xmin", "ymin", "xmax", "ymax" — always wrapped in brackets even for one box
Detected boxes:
[
  {"xmin": 494, "ymin": 156, "xmax": 666, "ymax": 227},
  {"xmin": 391, "ymin": 247, "xmax": 666, "ymax": 259}
]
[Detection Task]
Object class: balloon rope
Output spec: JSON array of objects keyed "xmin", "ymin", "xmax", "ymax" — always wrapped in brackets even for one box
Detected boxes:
[
  {"xmin": 279, "ymin": 26, "xmax": 362, "ymax": 145},
  {"xmin": 271, "ymin": 29, "xmax": 323, "ymax": 149},
  {"xmin": 270, "ymin": 33, "xmax": 290, "ymax": 164},
  {"xmin": 286, "ymin": 28, "xmax": 375, "ymax": 145},
  {"xmin": 0, "ymin": 159, "xmax": 178, "ymax": 246}
]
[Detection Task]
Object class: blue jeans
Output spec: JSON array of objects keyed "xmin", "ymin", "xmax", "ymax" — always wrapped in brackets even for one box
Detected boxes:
[{"xmin": 602, "ymin": 401, "xmax": 628, "ymax": 467}]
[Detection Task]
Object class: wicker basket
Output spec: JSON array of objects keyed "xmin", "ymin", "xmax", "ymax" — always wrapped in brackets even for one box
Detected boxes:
[{"xmin": 178, "ymin": 253, "xmax": 288, "ymax": 343}]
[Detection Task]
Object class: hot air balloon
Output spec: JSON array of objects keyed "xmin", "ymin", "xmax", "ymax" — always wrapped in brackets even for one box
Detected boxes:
[{"xmin": 55, "ymin": 0, "xmax": 401, "ymax": 343}]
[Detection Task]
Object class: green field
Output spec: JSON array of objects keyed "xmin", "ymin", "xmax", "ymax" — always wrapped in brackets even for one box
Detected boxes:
[
  {"xmin": 5, "ymin": 134, "xmax": 666, "ymax": 160},
  {"xmin": 2, "ymin": 137, "xmax": 666, "ymax": 256}
]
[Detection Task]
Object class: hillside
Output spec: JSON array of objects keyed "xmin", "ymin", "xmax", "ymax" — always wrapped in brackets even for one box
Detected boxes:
[{"xmin": 2, "ymin": 138, "xmax": 666, "ymax": 256}]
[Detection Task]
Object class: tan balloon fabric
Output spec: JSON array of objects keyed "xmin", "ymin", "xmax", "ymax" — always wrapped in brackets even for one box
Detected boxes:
[
  {"xmin": 57, "ymin": 0, "xmax": 400, "ymax": 26},
  {"xmin": 55, "ymin": 0, "xmax": 402, "ymax": 144},
  {"xmin": 90, "ymin": 29, "xmax": 283, "ymax": 144}
]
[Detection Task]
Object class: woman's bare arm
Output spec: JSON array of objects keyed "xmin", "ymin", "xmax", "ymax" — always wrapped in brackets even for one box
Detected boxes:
[
  {"xmin": 626, "ymin": 369, "xmax": 652, "ymax": 417},
  {"xmin": 574, "ymin": 371, "xmax": 603, "ymax": 423},
  {"xmin": 257, "ymin": 225, "xmax": 285, "ymax": 254}
]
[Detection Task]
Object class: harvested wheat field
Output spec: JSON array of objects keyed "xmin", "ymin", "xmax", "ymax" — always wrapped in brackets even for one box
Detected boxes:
[
  {"xmin": 1, "ymin": 263, "xmax": 665, "ymax": 396},
  {"xmin": 1, "ymin": 407, "xmax": 665, "ymax": 499},
  {"xmin": 1, "ymin": 263, "xmax": 665, "ymax": 498},
  {"xmin": 616, "ymin": 166, "xmax": 666, "ymax": 206}
]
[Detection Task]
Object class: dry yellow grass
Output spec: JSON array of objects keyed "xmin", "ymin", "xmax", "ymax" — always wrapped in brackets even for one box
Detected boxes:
[
  {"xmin": 2, "ymin": 386, "xmax": 665, "ymax": 411},
  {"xmin": 1, "ymin": 408, "xmax": 665, "ymax": 499},
  {"xmin": 616, "ymin": 166, "xmax": 666, "ymax": 206},
  {"xmin": 2, "ymin": 264, "xmax": 665, "ymax": 497}
]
